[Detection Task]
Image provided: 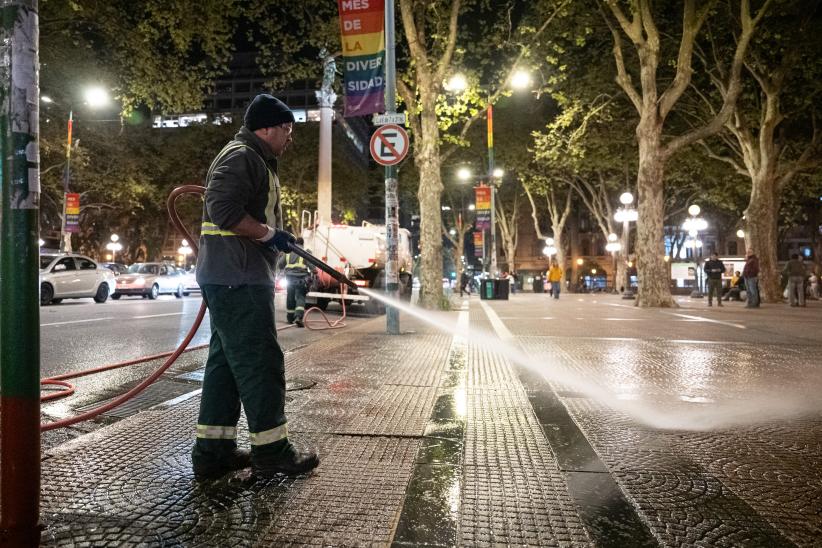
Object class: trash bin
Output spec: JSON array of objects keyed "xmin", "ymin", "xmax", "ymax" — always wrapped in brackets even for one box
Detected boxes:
[
  {"xmin": 533, "ymin": 276, "xmax": 544, "ymax": 293},
  {"xmin": 480, "ymin": 278, "xmax": 511, "ymax": 300},
  {"xmin": 480, "ymin": 278, "xmax": 495, "ymax": 300},
  {"xmin": 496, "ymin": 278, "xmax": 510, "ymax": 300}
]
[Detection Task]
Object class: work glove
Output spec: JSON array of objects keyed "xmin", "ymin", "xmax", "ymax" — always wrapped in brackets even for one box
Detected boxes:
[{"xmin": 258, "ymin": 226, "xmax": 296, "ymax": 253}]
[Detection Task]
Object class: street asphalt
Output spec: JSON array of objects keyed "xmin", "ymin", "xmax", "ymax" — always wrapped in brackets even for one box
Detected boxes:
[{"xmin": 20, "ymin": 291, "xmax": 822, "ymax": 545}]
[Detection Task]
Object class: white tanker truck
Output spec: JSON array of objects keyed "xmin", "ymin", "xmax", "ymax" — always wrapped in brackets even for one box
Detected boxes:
[{"xmin": 299, "ymin": 211, "xmax": 414, "ymax": 314}]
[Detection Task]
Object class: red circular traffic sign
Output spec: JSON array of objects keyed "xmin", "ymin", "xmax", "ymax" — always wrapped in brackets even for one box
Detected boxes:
[{"xmin": 369, "ymin": 124, "xmax": 409, "ymax": 166}]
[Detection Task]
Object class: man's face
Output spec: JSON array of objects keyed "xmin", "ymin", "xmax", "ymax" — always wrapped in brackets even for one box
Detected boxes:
[{"xmin": 258, "ymin": 123, "xmax": 293, "ymax": 156}]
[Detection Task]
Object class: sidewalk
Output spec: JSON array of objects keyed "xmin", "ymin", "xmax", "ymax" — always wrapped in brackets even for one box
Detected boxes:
[{"xmin": 38, "ymin": 293, "xmax": 822, "ymax": 546}]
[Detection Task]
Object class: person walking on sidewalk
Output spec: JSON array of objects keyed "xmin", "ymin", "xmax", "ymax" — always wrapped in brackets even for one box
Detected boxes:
[
  {"xmin": 810, "ymin": 271, "xmax": 820, "ymax": 299},
  {"xmin": 547, "ymin": 259, "xmax": 563, "ymax": 300},
  {"xmin": 193, "ymin": 94, "xmax": 320, "ymax": 480},
  {"xmin": 742, "ymin": 249, "xmax": 760, "ymax": 308},
  {"xmin": 278, "ymin": 237, "xmax": 313, "ymax": 327},
  {"xmin": 704, "ymin": 252, "xmax": 725, "ymax": 307},
  {"xmin": 783, "ymin": 253, "xmax": 806, "ymax": 307}
]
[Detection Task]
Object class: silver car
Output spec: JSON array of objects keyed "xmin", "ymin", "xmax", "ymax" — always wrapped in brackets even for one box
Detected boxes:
[
  {"xmin": 112, "ymin": 262, "xmax": 187, "ymax": 300},
  {"xmin": 39, "ymin": 253, "xmax": 116, "ymax": 305}
]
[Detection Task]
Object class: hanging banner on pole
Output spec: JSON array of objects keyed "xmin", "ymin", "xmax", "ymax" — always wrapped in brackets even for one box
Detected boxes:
[
  {"xmin": 473, "ymin": 231, "xmax": 484, "ymax": 257},
  {"xmin": 474, "ymin": 186, "xmax": 491, "ymax": 230},
  {"xmin": 338, "ymin": 0, "xmax": 386, "ymax": 117},
  {"xmin": 65, "ymin": 193, "xmax": 80, "ymax": 233}
]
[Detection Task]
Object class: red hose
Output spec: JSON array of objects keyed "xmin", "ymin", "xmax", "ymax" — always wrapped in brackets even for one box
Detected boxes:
[{"xmin": 303, "ymin": 285, "xmax": 349, "ymax": 330}]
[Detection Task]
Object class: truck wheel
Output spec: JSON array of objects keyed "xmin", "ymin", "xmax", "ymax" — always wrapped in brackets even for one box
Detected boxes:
[{"xmin": 315, "ymin": 297, "xmax": 329, "ymax": 311}]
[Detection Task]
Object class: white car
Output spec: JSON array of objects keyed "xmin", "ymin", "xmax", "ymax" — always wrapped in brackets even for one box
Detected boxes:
[
  {"xmin": 39, "ymin": 253, "xmax": 116, "ymax": 306},
  {"xmin": 112, "ymin": 262, "xmax": 187, "ymax": 300}
]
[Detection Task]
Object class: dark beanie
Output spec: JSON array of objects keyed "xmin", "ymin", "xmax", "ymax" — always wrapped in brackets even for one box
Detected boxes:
[{"xmin": 244, "ymin": 94, "xmax": 295, "ymax": 131}]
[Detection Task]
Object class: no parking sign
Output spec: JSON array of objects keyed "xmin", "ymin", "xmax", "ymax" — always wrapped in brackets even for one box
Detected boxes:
[{"xmin": 370, "ymin": 124, "xmax": 409, "ymax": 166}]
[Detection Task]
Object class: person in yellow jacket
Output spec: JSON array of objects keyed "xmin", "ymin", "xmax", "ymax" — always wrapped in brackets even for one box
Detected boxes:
[{"xmin": 547, "ymin": 259, "xmax": 563, "ymax": 299}]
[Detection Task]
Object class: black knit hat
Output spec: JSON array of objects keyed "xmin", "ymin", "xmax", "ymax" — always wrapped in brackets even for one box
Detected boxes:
[{"xmin": 244, "ymin": 94, "xmax": 295, "ymax": 131}]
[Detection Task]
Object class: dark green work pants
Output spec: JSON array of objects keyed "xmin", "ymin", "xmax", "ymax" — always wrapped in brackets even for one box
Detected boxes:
[
  {"xmin": 285, "ymin": 275, "xmax": 308, "ymax": 323},
  {"xmin": 194, "ymin": 284, "xmax": 287, "ymax": 458}
]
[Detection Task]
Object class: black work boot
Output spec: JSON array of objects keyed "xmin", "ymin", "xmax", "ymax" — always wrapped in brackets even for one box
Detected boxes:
[
  {"xmin": 252, "ymin": 441, "xmax": 319, "ymax": 477},
  {"xmin": 192, "ymin": 448, "xmax": 251, "ymax": 480},
  {"xmin": 294, "ymin": 317, "xmax": 304, "ymax": 328},
  {"xmin": 286, "ymin": 313, "xmax": 295, "ymax": 324}
]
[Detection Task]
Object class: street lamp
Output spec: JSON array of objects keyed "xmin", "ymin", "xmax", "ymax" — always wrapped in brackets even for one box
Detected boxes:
[
  {"xmin": 736, "ymin": 229, "xmax": 745, "ymax": 239},
  {"xmin": 683, "ymin": 205, "xmax": 708, "ymax": 298},
  {"xmin": 605, "ymin": 232, "xmax": 622, "ymax": 292},
  {"xmin": 177, "ymin": 239, "xmax": 193, "ymax": 267},
  {"xmin": 447, "ymin": 71, "xmax": 533, "ymax": 278},
  {"xmin": 48, "ymin": 86, "xmax": 112, "ymax": 253},
  {"xmin": 614, "ymin": 192, "xmax": 638, "ymax": 299},
  {"xmin": 105, "ymin": 233, "xmax": 122, "ymax": 263}
]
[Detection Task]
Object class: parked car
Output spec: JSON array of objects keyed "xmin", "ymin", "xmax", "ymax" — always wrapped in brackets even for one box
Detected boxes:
[
  {"xmin": 180, "ymin": 266, "xmax": 200, "ymax": 295},
  {"xmin": 112, "ymin": 262, "xmax": 187, "ymax": 299},
  {"xmin": 39, "ymin": 253, "xmax": 116, "ymax": 305},
  {"xmin": 100, "ymin": 262, "xmax": 128, "ymax": 276}
]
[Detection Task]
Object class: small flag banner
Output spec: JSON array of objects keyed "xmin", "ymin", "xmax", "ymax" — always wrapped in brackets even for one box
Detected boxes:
[
  {"xmin": 475, "ymin": 185, "xmax": 491, "ymax": 230},
  {"xmin": 338, "ymin": 0, "xmax": 386, "ymax": 117},
  {"xmin": 65, "ymin": 192, "xmax": 80, "ymax": 233},
  {"xmin": 473, "ymin": 231, "xmax": 484, "ymax": 257}
]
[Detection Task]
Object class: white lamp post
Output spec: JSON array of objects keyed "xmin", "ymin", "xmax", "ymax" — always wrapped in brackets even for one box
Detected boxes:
[
  {"xmin": 105, "ymin": 233, "xmax": 122, "ymax": 263},
  {"xmin": 614, "ymin": 193, "xmax": 638, "ymax": 299},
  {"xmin": 177, "ymin": 239, "xmax": 193, "ymax": 267},
  {"xmin": 605, "ymin": 232, "xmax": 622, "ymax": 292},
  {"xmin": 683, "ymin": 205, "xmax": 708, "ymax": 297}
]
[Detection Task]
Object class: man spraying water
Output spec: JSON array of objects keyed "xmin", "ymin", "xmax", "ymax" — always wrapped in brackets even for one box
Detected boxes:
[{"xmin": 192, "ymin": 94, "xmax": 320, "ymax": 480}]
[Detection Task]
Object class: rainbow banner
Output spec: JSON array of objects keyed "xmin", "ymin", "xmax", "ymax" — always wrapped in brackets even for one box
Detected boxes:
[
  {"xmin": 338, "ymin": 0, "xmax": 385, "ymax": 117},
  {"xmin": 65, "ymin": 192, "xmax": 80, "ymax": 233},
  {"xmin": 473, "ymin": 231, "xmax": 484, "ymax": 257},
  {"xmin": 475, "ymin": 185, "xmax": 491, "ymax": 230}
]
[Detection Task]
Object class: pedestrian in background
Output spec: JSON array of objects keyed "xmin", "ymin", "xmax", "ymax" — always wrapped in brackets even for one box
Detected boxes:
[
  {"xmin": 278, "ymin": 237, "xmax": 313, "ymax": 327},
  {"xmin": 193, "ymin": 94, "xmax": 319, "ymax": 481},
  {"xmin": 783, "ymin": 253, "xmax": 806, "ymax": 307},
  {"xmin": 704, "ymin": 252, "xmax": 725, "ymax": 307},
  {"xmin": 723, "ymin": 271, "xmax": 744, "ymax": 301},
  {"xmin": 547, "ymin": 259, "xmax": 563, "ymax": 300},
  {"xmin": 810, "ymin": 271, "xmax": 819, "ymax": 299},
  {"xmin": 742, "ymin": 249, "xmax": 760, "ymax": 308}
]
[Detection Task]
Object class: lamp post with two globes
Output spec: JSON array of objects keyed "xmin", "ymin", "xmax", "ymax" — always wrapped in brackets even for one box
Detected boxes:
[
  {"xmin": 614, "ymin": 192, "xmax": 638, "ymax": 298},
  {"xmin": 105, "ymin": 234, "xmax": 122, "ymax": 263},
  {"xmin": 447, "ymin": 69, "xmax": 532, "ymax": 278},
  {"xmin": 683, "ymin": 204, "xmax": 708, "ymax": 298},
  {"xmin": 605, "ymin": 233, "xmax": 622, "ymax": 292}
]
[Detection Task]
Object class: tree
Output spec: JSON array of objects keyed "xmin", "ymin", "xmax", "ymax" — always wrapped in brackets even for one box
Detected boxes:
[
  {"xmin": 495, "ymin": 181, "xmax": 521, "ymax": 274},
  {"xmin": 600, "ymin": 0, "xmax": 773, "ymax": 307},
  {"xmin": 694, "ymin": 2, "xmax": 822, "ymax": 301}
]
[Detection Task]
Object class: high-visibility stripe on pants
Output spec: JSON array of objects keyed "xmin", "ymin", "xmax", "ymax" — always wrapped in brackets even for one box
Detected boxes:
[
  {"xmin": 197, "ymin": 424, "xmax": 237, "ymax": 439},
  {"xmin": 249, "ymin": 423, "xmax": 288, "ymax": 446}
]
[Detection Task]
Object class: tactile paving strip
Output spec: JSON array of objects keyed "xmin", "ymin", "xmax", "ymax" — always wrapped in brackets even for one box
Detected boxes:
[{"xmin": 460, "ymin": 307, "xmax": 592, "ymax": 546}]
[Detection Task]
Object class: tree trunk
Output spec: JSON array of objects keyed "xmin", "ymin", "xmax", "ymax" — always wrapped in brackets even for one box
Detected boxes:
[
  {"xmin": 744, "ymin": 175, "xmax": 781, "ymax": 302},
  {"xmin": 635, "ymin": 120, "xmax": 675, "ymax": 307},
  {"xmin": 416, "ymin": 106, "xmax": 445, "ymax": 309},
  {"xmin": 551, "ymin": 220, "xmax": 566, "ymax": 274}
]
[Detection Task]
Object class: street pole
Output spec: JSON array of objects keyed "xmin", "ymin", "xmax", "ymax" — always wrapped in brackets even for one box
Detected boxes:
[
  {"xmin": 316, "ymin": 53, "xmax": 336, "ymax": 225},
  {"xmin": 487, "ymin": 102, "xmax": 497, "ymax": 278},
  {"xmin": 0, "ymin": 1, "xmax": 42, "ymax": 544},
  {"xmin": 59, "ymin": 109, "xmax": 72, "ymax": 252},
  {"xmin": 384, "ymin": 0, "xmax": 400, "ymax": 334}
]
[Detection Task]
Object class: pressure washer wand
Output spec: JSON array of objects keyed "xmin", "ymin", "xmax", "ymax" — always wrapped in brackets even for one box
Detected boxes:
[{"xmin": 287, "ymin": 243, "xmax": 359, "ymax": 291}]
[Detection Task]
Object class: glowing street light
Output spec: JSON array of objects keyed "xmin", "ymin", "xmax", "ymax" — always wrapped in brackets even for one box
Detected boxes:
[
  {"xmin": 445, "ymin": 73, "xmax": 468, "ymax": 92},
  {"xmin": 736, "ymin": 229, "xmax": 745, "ymax": 239},
  {"xmin": 683, "ymin": 205, "xmax": 708, "ymax": 298},
  {"xmin": 492, "ymin": 167, "xmax": 504, "ymax": 179},
  {"xmin": 178, "ymin": 239, "xmax": 193, "ymax": 266},
  {"xmin": 105, "ymin": 233, "xmax": 123, "ymax": 262},
  {"xmin": 457, "ymin": 167, "xmax": 472, "ymax": 181},
  {"xmin": 614, "ymin": 193, "xmax": 638, "ymax": 299},
  {"xmin": 83, "ymin": 86, "xmax": 110, "ymax": 108},
  {"xmin": 510, "ymin": 70, "xmax": 532, "ymax": 90},
  {"xmin": 543, "ymin": 245, "xmax": 557, "ymax": 257}
]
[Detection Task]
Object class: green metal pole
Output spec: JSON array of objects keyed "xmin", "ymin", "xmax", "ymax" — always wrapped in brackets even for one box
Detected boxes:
[{"xmin": 0, "ymin": 1, "xmax": 42, "ymax": 545}]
